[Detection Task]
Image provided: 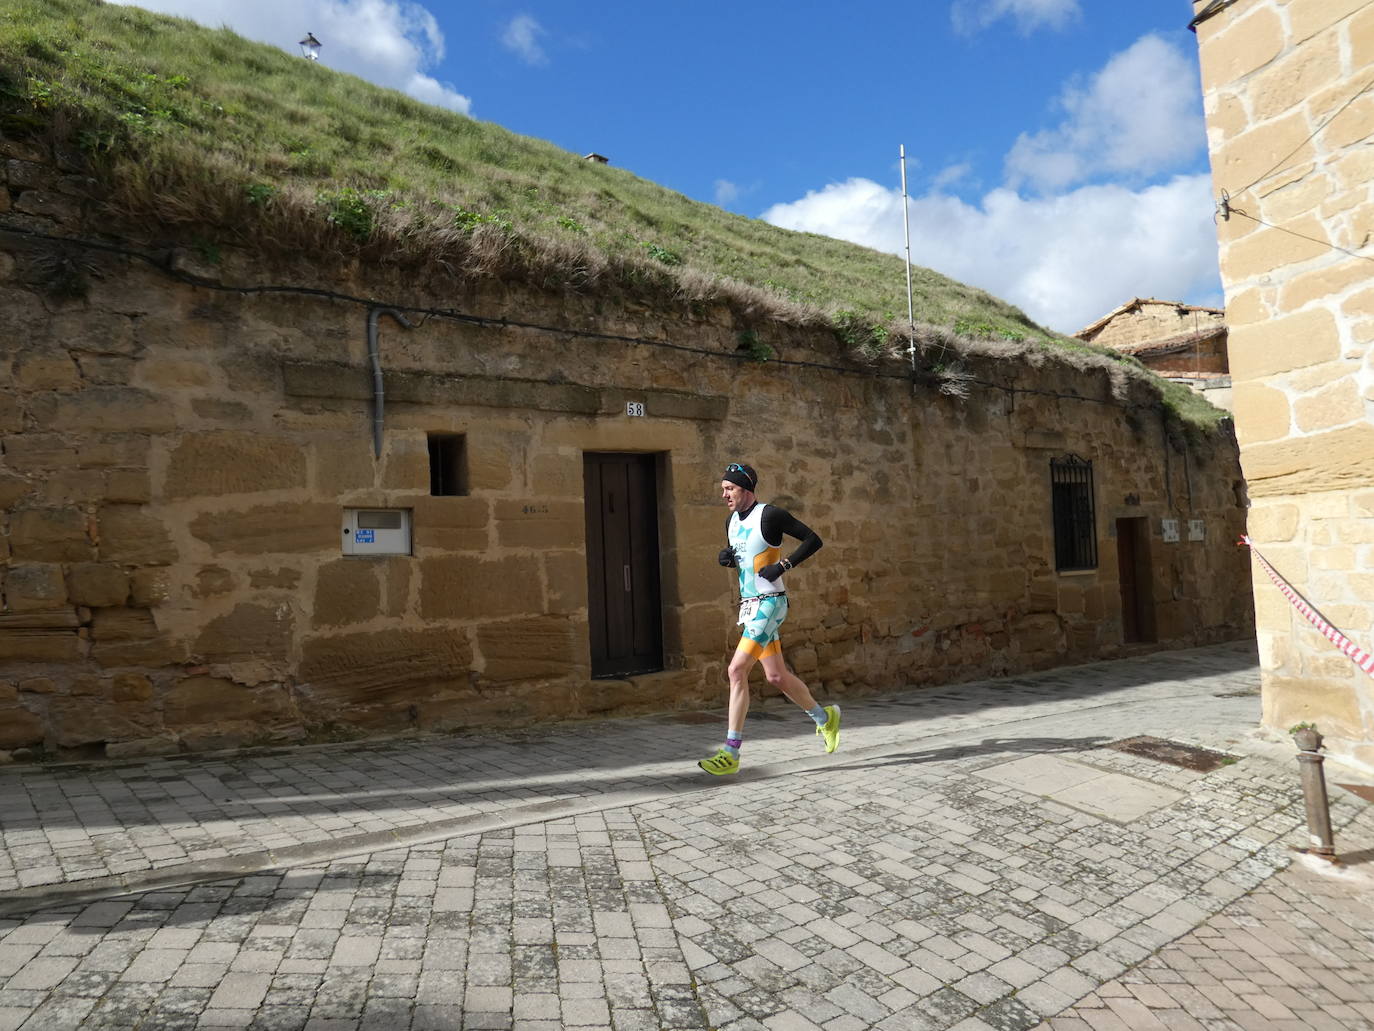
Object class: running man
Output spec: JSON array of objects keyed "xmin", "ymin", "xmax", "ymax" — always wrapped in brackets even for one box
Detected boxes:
[{"xmin": 698, "ymin": 462, "xmax": 840, "ymax": 775}]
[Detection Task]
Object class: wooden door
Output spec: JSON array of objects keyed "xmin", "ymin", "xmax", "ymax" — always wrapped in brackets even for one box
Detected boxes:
[
  {"xmin": 1116, "ymin": 517, "xmax": 1156, "ymax": 643},
  {"xmin": 584, "ymin": 453, "xmax": 663, "ymax": 678}
]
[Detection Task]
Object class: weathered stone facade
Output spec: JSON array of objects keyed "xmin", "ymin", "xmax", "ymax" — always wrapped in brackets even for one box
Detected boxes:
[
  {"xmin": 0, "ymin": 141, "xmax": 1255, "ymax": 760},
  {"xmin": 1191, "ymin": 0, "xmax": 1374, "ymax": 765},
  {"xmin": 1075, "ymin": 299, "xmax": 1231, "ymax": 409}
]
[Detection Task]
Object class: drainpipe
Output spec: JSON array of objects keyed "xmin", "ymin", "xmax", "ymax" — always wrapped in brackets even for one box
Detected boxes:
[{"xmin": 367, "ymin": 307, "xmax": 414, "ymax": 459}]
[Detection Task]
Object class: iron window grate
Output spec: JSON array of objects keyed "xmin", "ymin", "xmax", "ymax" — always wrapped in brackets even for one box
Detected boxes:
[{"xmin": 1051, "ymin": 454, "xmax": 1097, "ymax": 571}]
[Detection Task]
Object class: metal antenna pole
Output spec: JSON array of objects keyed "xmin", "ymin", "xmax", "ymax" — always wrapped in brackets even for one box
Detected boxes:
[{"xmin": 900, "ymin": 145, "xmax": 916, "ymax": 369}]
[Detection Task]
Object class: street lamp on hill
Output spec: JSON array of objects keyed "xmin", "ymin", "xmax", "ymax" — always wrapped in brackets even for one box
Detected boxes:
[{"xmin": 298, "ymin": 33, "xmax": 321, "ymax": 61}]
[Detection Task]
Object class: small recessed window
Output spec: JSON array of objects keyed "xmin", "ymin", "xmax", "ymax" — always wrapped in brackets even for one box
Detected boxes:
[
  {"xmin": 428, "ymin": 433, "xmax": 468, "ymax": 496},
  {"xmin": 1051, "ymin": 454, "xmax": 1097, "ymax": 571}
]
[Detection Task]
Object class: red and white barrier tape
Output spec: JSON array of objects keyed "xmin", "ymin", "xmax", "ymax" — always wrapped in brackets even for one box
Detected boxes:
[{"xmin": 1240, "ymin": 534, "xmax": 1374, "ymax": 677}]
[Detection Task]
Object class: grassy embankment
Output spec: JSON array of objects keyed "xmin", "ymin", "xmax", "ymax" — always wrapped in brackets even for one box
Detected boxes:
[{"xmin": 0, "ymin": 0, "xmax": 1224, "ymax": 428}]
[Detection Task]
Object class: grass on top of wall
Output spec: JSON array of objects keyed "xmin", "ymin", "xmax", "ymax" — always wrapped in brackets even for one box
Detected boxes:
[{"xmin": 0, "ymin": 0, "xmax": 1229, "ymax": 431}]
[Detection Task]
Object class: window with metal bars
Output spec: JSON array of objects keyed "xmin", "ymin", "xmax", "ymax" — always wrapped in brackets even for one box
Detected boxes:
[{"xmin": 1050, "ymin": 454, "xmax": 1097, "ymax": 571}]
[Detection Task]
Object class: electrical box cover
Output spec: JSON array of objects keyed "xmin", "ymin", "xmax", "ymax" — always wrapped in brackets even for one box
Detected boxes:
[{"xmin": 342, "ymin": 508, "xmax": 411, "ymax": 556}]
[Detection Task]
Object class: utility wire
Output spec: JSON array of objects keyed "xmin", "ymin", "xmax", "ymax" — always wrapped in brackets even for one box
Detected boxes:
[
  {"xmin": 0, "ymin": 222, "xmax": 1182, "ymax": 417},
  {"xmin": 1227, "ymin": 70, "xmax": 1374, "ymax": 200},
  {"xmin": 1229, "ymin": 208, "xmax": 1374, "ymax": 264}
]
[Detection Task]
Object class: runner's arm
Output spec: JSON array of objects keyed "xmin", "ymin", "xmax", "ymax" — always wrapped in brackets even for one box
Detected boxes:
[{"xmin": 759, "ymin": 507, "xmax": 823, "ymax": 573}]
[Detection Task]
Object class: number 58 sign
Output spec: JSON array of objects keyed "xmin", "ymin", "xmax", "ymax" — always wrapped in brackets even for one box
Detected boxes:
[{"xmin": 625, "ymin": 401, "xmax": 645, "ymax": 417}]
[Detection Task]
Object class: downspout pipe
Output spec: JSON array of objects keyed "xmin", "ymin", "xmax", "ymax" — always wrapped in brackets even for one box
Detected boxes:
[{"xmin": 366, "ymin": 307, "xmax": 414, "ymax": 459}]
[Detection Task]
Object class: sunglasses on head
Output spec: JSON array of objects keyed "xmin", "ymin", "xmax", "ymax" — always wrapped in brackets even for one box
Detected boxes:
[{"xmin": 725, "ymin": 464, "xmax": 747, "ymax": 474}]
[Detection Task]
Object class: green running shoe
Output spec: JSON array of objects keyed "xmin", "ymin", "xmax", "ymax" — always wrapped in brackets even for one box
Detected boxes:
[
  {"xmin": 817, "ymin": 704, "xmax": 842, "ymax": 753},
  {"xmin": 697, "ymin": 748, "xmax": 740, "ymax": 776}
]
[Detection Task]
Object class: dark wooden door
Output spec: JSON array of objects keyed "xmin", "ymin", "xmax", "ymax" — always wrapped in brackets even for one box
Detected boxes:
[
  {"xmin": 1116, "ymin": 517, "xmax": 1156, "ymax": 643},
  {"xmin": 584, "ymin": 453, "xmax": 663, "ymax": 678}
]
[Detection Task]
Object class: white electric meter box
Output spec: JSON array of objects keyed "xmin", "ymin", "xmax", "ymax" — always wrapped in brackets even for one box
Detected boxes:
[{"xmin": 342, "ymin": 508, "xmax": 411, "ymax": 556}]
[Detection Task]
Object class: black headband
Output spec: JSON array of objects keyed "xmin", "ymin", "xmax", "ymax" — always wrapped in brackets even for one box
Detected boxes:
[{"xmin": 722, "ymin": 463, "xmax": 757, "ymax": 492}]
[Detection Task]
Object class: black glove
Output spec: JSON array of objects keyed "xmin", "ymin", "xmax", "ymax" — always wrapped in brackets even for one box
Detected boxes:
[
  {"xmin": 718, "ymin": 547, "xmax": 737, "ymax": 567},
  {"xmin": 758, "ymin": 562, "xmax": 785, "ymax": 581}
]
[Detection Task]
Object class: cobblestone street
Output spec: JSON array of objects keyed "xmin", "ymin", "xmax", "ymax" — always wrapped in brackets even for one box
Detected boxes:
[{"xmin": 2, "ymin": 641, "xmax": 1372, "ymax": 1030}]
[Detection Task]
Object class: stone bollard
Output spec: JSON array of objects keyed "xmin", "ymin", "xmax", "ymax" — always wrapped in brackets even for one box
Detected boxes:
[{"xmin": 1292, "ymin": 725, "xmax": 1337, "ymax": 862}]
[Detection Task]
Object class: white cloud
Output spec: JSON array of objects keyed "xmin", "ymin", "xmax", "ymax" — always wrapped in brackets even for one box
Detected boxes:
[
  {"xmin": 762, "ymin": 173, "xmax": 1220, "ymax": 335},
  {"xmin": 930, "ymin": 162, "xmax": 973, "ymax": 191},
  {"xmin": 106, "ymin": 0, "xmax": 472, "ymax": 113},
  {"xmin": 951, "ymin": 0, "xmax": 1081, "ymax": 35},
  {"xmin": 714, "ymin": 179, "xmax": 740, "ymax": 206},
  {"xmin": 1006, "ymin": 34, "xmax": 1204, "ymax": 191},
  {"xmin": 502, "ymin": 14, "xmax": 547, "ymax": 66}
]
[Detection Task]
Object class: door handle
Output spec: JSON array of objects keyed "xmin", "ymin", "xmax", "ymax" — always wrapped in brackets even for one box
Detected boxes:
[{"xmin": 623, "ymin": 565, "xmax": 631, "ymax": 592}]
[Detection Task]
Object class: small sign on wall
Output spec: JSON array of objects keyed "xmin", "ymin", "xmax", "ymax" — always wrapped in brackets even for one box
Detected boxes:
[
  {"xmin": 1161, "ymin": 518, "xmax": 1180, "ymax": 543},
  {"xmin": 625, "ymin": 401, "xmax": 645, "ymax": 417},
  {"xmin": 1188, "ymin": 519, "xmax": 1205, "ymax": 541}
]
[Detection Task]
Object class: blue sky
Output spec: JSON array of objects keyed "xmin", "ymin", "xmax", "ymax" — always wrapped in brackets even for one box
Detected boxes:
[{"xmin": 110, "ymin": 0, "xmax": 1223, "ymax": 334}]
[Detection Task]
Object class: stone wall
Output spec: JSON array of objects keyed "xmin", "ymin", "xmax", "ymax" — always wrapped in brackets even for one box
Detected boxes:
[
  {"xmin": 1191, "ymin": 0, "xmax": 1374, "ymax": 765},
  {"xmin": 1082, "ymin": 301, "xmax": 1226, "ymax": 354},
  {"xmin": 0, "ymin": 141, "xmax": 1256, "ymax": 761}
]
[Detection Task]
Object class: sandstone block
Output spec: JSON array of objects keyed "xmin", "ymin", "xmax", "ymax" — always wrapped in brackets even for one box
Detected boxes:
[
  {"xmin": 92, "ymin": 607, "xmax": 158, "ymax": 641},
  {"xmin": 1200, "ymin": 4, "xmax": 1283, "ymax": 90},
  {"xmin": 14, "ymin": 190, "xmax": 80, "ymax": 220},
  {"xmin": 313, "ymin": 439, "xmax": 376, "ymax": 491},
  {"xmin": 0, "ymin": 707, "xmax": 42, "ymax": 749},
  {"xmin": 1221, "ymin": 213, "xmax": 1334, "ymax": 284},
  {"xmin": 0, "ymin": 470, "xmax": 33, "ymax": 510},
  {"xmin": 9, "ymin": 507, "xmax": 90, "ymax": 562},
  {"xmin": 1353, "ymin": 2, "xmax": 1374, "ymax": 69},
  {"xmin": 111, "ymin": 673, "xmax": 153, "ymax": 702},
  {"xmin": 1246, "ymin": 503, "xmax": 1300, "ymax": 543},
  {"xmin": 46, "ymin": 697, "xmax": 155, "ymax": 748},
  {"xmin": 1280, "ymin": 260, "xmax": 1371, "ymax": 312},
  {"xmin": 1227, "ymin": 308, "xmax": 1338, "ymax": 381},
  {"xmin": 1244, "ymin": 424, "xmax": 1374, "ymax": 497},
  {"xmin": 1294, "ymin": 378, "xmax": 1362, "ymax": 433},
  {"xmin": 0, "ymin": 434, "xmax": 79, "ymax": 473},
  {"xmin": 193, "ymin": 566, "xmax": 235, "ymax": 597},
  {"xmin": 38, "ymin": 469, "xmax": 106, "ymax": 506},
  {"xmin": 129, "ymin": 568, "xmax": 171, "ymax": 607},
  {"xmin": 495, "ymin": 499, "xmax": 584, "ymax": 550},
  {"xmin": 313, "ymin": 559, "xmax": 381, "ymax": 627},
  {"xmin": 166, "ymin": 432, "xmax": 308, "ymax": 498},
  {"xmin": 163, "ymin": 676, "xmax": 292, "ymax": 728},
  {"xmin": 66, "ymin": 563, "xmax": 130, "ymax": 608},
  {"xmin": 136, "ymin": 359, "xmax": 213, "ymax": 390},
  {"xmin": 381, "ymin": 445, "xmax": 428, "ymax": 491},
  {"xmin": 544, "ymin": 550, "xmax": 589, "ymax": 615},
  {"xmin": 98, "ymin": 505, "xmax": 177, "ymax": 565},
  {"xmin": 105, "ymin": 469, "xmax": 152, "ymax": 504},
  {"xmin": 296, "ymin": 627, "xmax": 472, "ymax": 710},
  {"xmin": 419, "ymin": 555, "xmax": 542, "ymax": 620},
  {"xmin": 105, "ymin": 734, "xmax": 180, "ymax": 759},
  {"xmin": 1262, "ymin": 675, "xmax": 1364, "ymax": 740},
  {"xmin": 15, "ymin": 353, "xmax": 79, "ymax": 391},
  {"xmin": 411, "ymin": 495, "xmax": 488, "ymax": 552},
  {"xmin": 249, "ymin": 568, "xmax": 302, "ymax": 589},
  {"xmin": 194, "ymin": 603, "xmax": 293, "ymax": 665},
  {"xmin": 29, "ymin": 387, "xmax": 177, "ymax": 434},
  {"xmin": 477, "ymin": 616, "xmax": 579, "ymax": 682},
  {"xmin": 1012, "ymin": 613, "xmax": 1062, "ymax": 654},
  {"xmin": 190, "ymin": 502, "xmax": 337, "ymax": 555},
  {"xmin": 2, "ymin": 563, "xmax": 68, "ymax": 612},
  {"xmin": 77, "ymin": 435, "xmax": 151, "ymax": 470},
  {"xmin": 679, "ymin": 602, "xmax": 729, "ymax": 656}
]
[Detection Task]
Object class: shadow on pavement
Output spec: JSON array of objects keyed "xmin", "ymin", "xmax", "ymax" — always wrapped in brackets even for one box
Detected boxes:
[
  {"xmin": 0, "ymin": 643, "xmax": 1258, "ymax": 839},
  {"xmin": 801, "ymin": 734, "xmax": 1110, "ymax": 777}
]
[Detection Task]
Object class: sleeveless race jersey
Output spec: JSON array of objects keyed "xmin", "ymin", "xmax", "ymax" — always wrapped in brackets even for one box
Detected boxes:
[{"xmin": 729, "ymin": 503, "xmax": 783, "ymax": 599}]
